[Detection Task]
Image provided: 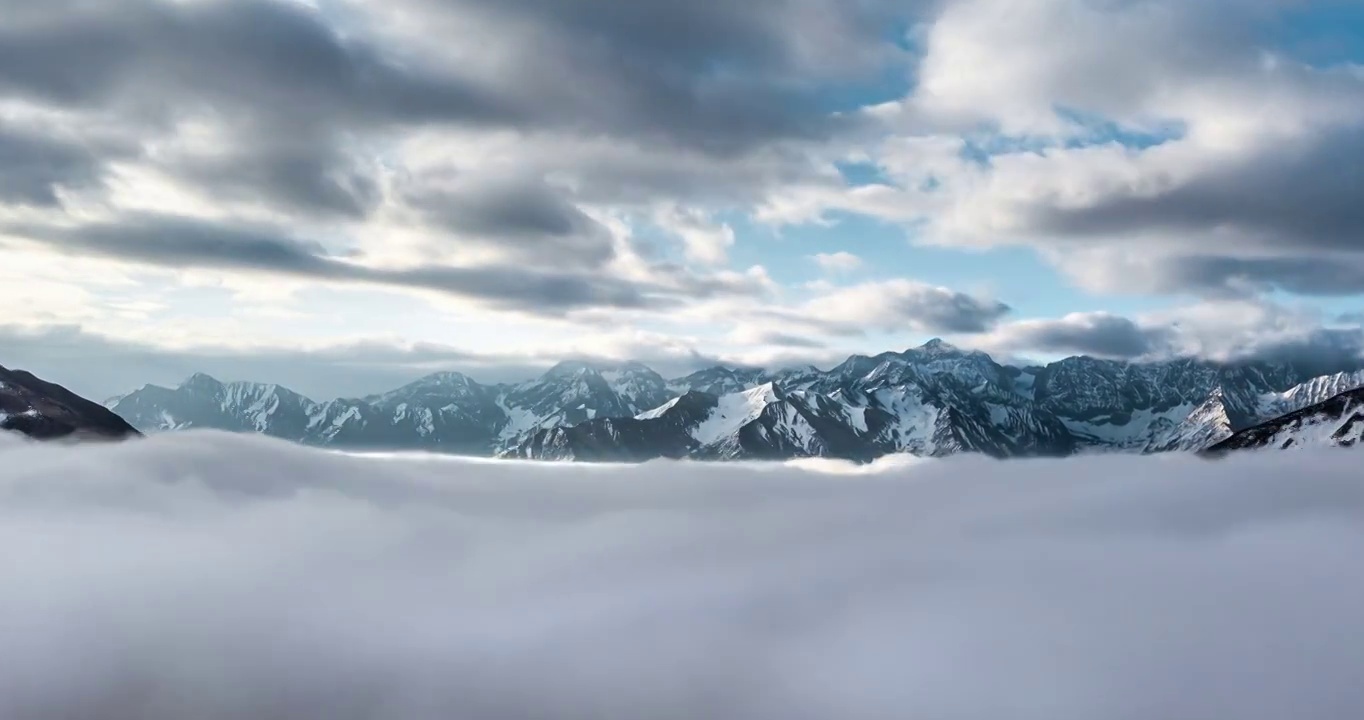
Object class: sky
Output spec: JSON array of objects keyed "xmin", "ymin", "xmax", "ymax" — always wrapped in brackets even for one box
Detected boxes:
[
  {"xmin": 7, "ymin": 430, "xmax": 1364, "ymax": 719},
  {"xmin": 2, "ymin": 0, "xmax": 1364, "ymax": 399}
]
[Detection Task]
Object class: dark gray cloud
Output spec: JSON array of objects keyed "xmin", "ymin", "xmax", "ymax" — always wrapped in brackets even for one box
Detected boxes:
[
  {"xmin": 1010, "ymin": 125, "xmax": 1364, "ymax": 297},
  {"xmin": 402, "ymin": 174, "xmax": 617, "ymax": 268},
  {"xmin": 988, "ymin": 313, "xmax": 1167, "ymax": 359},
  {"xmin": 750, "ymin": 332, "xmax": 829, "ymax": 350},
  {"xmin": 0, "ymin": 0, "xmax": 514, "ymax": 123},
  {"xmin": 173, "ymin": 138, "xmax": 383, "ymax": 220},
  {"xmin": 749, "ymin": 282, "xmax": 1012, "ymax": 340},
  {"xmin": 0, "ymin": 0, "xmax": 909, "ymax": 223},
  {"xmin": 1216, "ymin": 327, "xmax": 1364, "ymax": 378},
  {"xmin": 3, "ymin": 216, "xmax": 671, "ymax": 315},
  {"xmin": 0, "ymin": 0, "xmax": 517, "ymax": 218},
  {"xmin": 1031, "ymin": 127, "xmax": 1364, "ymax": 257},
  {"xmin": 0, "ymin": 124, "xmax": 125, "ymax": 206},
  {"xmin": 909, "ymin": 293, "xmax": 1012, "ymax": 334},
  {"xmin": 982, "ymin": 307, "xmax": 1364, "ymax": 373},
  {"xmin": 1158, "ymin": 255, "xmax": 1364, "ymax": 297},
  {"xmin": 404, "ymin": 0, "xmax": 909, "ymax": 152}
]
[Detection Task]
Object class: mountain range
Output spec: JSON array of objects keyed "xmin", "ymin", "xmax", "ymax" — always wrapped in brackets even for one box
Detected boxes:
[{"xmin": 105, "ymin": 340, "xmax": 1364, "ymax": 462}]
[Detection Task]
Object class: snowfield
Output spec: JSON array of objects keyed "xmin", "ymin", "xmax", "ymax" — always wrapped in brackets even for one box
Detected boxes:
[{"xmin": 3, "ymin": 431, "xmax": 1364, "ymax": 719}]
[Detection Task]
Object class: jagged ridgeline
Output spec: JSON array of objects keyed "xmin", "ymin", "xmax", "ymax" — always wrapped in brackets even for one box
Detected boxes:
[{"xmin": 108, "ymin": 340, "xmax": 1364, "ymax": 462}]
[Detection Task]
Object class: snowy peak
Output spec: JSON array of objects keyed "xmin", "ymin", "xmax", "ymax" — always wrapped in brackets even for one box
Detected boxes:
[
  {"xmin": 1154, "ymin": 389, "xmax": 1236, "ymax": 452},
  {"xmin": 597, "ymin": 363, "xmax": 671, "ymax": 411},
  {"xmin": 1273, "ymin": 370, "xmax": 1364, "ymax": 414},
  {"xmin": 541, "ymin": 360, "xmax": 600, "ymax": 381},
  {"xmin": 908, "ymin": 338, "xmax": 973, "ymax": 357},
  {"xmin": 1209, "ymin": 387, "xmax": 1364, "ymax": 452},
  {"xmin": 180, "ymin": 372, "xmax": 225, "ymax": 392},
  {"xmin": 372, "ymin": 371, "xmax": 490, "ymax": 406},
  {"xmin": 691, "ymin": 383, "xmax": 784, "ymax": 448}
]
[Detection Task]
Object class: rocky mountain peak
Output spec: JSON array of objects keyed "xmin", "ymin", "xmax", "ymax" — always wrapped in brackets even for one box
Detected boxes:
[
  {"xmin": 913, "ymin": 338, "xmax": 959, "ymax": 354},
  {"xmin": 542, "ymin": 360, "xmax": 608, "ymax": 381},
  {"xmin": 181, "ymin": 372, "xmax": 225, "ymax": 392}
]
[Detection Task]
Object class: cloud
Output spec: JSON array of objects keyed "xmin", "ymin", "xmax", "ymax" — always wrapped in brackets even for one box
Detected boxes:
[
  {"xmin": 906, "ymin": 0, "xmax": 1260, "ymax": 133},
  {"xmin": 729, "ymin": 326, "xmax": 830, "ymax": 350},
  {"xmin": 4, "ymin": 0, "xmax": 1362, "ymax": 392},
  {"xmin": 654, "ymin": 205, "xmax": 737, "ymax": 267},
  {"xmin": 976, "ymin": 300, "xmax": 1364, "ymax": 372},
  {"xmin": 0, "ymin": 323, "xmax": 537, "ymax": 400},
  {"xmin": 0, "ymin": 0, "xmax": 907, "ymax": 358},
  {"xmin": 981, "ymin": 312, "xmax": 1168, "ymax": 359},
  {"xmin": 800, "ymin": 279, "xmax": 1012, "ymax": 335},
  {"xmin": 400, "ymin": 171, "xmax": 618, "ymax": 268},
  {"xmin": 771, "ymin": 0, "xmax": 1364, "ymax": 297},
  {"xmin": 0, "ymin": 122, "xmax": 123, "ymax": 206},
  {"xmin": 4, "ymin": 432, "xmax": 1364, "ymax": 719},
  {"xmin": 0, "ymin": 0, "xmax": 908, "ymax": 221},
  {"xmin": 1055, "ymin": 252, "xmax": 1364, "ymax": 298},
  {"xmin": 381, "ymin": 0, "xmax": 910, "ymax": 151},
  {"xmin": 810, "ymin": 251, "xmax": 863, "ymax": 274},
  {"xmin": 0, "ymin": 0, "xmax": 520, "ymax": 218},
  {"xmin": 0, "ymin": 323, "xmax": 737, "ymax": 401},
  {"xmin": 3, "ymin": 215, "xmax": 716, "ymax": 315}
]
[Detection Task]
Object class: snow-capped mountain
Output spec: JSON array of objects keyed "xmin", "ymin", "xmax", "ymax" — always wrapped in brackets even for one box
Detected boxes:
[
  {"xmin": 108, "ymin": 340, "xmax": 1364, "ymax": 461},
  {"xmin": 110, "ymin": 361, "xmax": 676, "ymax": 455},
  {"xmin": 1, "ymin": 365, "xmax": 139, "ymax": 441},
  {"xmin": 1207, "ymin": 387, "xmax": 1364, "ymax": 452}
]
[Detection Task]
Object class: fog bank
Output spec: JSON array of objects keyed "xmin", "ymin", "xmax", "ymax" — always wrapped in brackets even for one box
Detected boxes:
[{"xmin": 2, "ymin": 431, "xmax": 1362, "ymax": 719}]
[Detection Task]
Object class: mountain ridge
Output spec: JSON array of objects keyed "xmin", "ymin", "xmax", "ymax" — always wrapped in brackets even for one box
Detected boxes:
[
  {"xmin": 107, "ymin": 340, "xmax": 1364, "ymax": 461},
  {"xmin": 1206, "ymin": 386, "xmax": 1364, "ymax": 453}
]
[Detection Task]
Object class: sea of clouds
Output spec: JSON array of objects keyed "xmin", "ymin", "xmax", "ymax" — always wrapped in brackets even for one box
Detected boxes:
[{"xmin": 2, "ymin": 431, "xmax": 1363, "ymax": 719}]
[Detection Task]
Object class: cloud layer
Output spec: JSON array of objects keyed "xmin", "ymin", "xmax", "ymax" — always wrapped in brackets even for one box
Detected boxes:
[
  {"xmin": 2, "ymin": 0, "xmax": 1362, "ymax": 393},
  {"xmin": 4, "ymin": 432, "xmax": 1364, "ymax": 719}
]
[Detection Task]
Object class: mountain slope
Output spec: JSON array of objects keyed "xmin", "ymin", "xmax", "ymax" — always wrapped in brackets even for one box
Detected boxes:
[
  {"xmin": 509, "ymin": 384, "xmax": 883, "ymax": 463},
  {"xmin": 1, "ymin": 365, "xmax": 140, "ymax": 441},
  {"xmin": 1206, "ymin": 387, "xmax": 1364, "ymax": 453}
]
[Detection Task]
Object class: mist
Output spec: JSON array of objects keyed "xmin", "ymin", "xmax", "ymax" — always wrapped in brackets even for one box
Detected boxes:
[{"xmin": 2, "ymin": 431, "xmax": 1363, "ymax": 719}]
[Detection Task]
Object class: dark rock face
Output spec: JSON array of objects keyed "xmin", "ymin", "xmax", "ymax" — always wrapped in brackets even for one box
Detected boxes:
[{"xmin": 0, "ymin": 366, "xmax": 140, "ymax": 441}]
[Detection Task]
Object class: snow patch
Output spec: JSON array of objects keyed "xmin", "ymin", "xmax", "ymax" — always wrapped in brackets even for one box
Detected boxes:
[
  {"xmin": 636, "ymin": 396, "xmax": 681, "ymax": 420},
  {"xmin": 692, "ymin": 384, "xmax": 780, "ymax": 446}
]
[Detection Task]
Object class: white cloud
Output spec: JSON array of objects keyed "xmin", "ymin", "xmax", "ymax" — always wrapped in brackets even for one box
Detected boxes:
[
  {"xmin": 4, "ymin": 0, "xmax": 1363, "ymax": 391},
  {"xmin": 654, "ymin": 204, "xmax": 738, "ymax": 267},
  {"xmin": 799, "ymin": 279, "xmax": 1011, "ymax": 334},
  {"xmin": 762, "ymin": 0, "xmax": 1364, "ymax": 297},
  {"xmin": 810, "ymin": 251, "xmax": 863, "ymax": 274},
  {"xmin": 3, "ymin": 432, "xmax": 1364, "ymax": 719}
]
